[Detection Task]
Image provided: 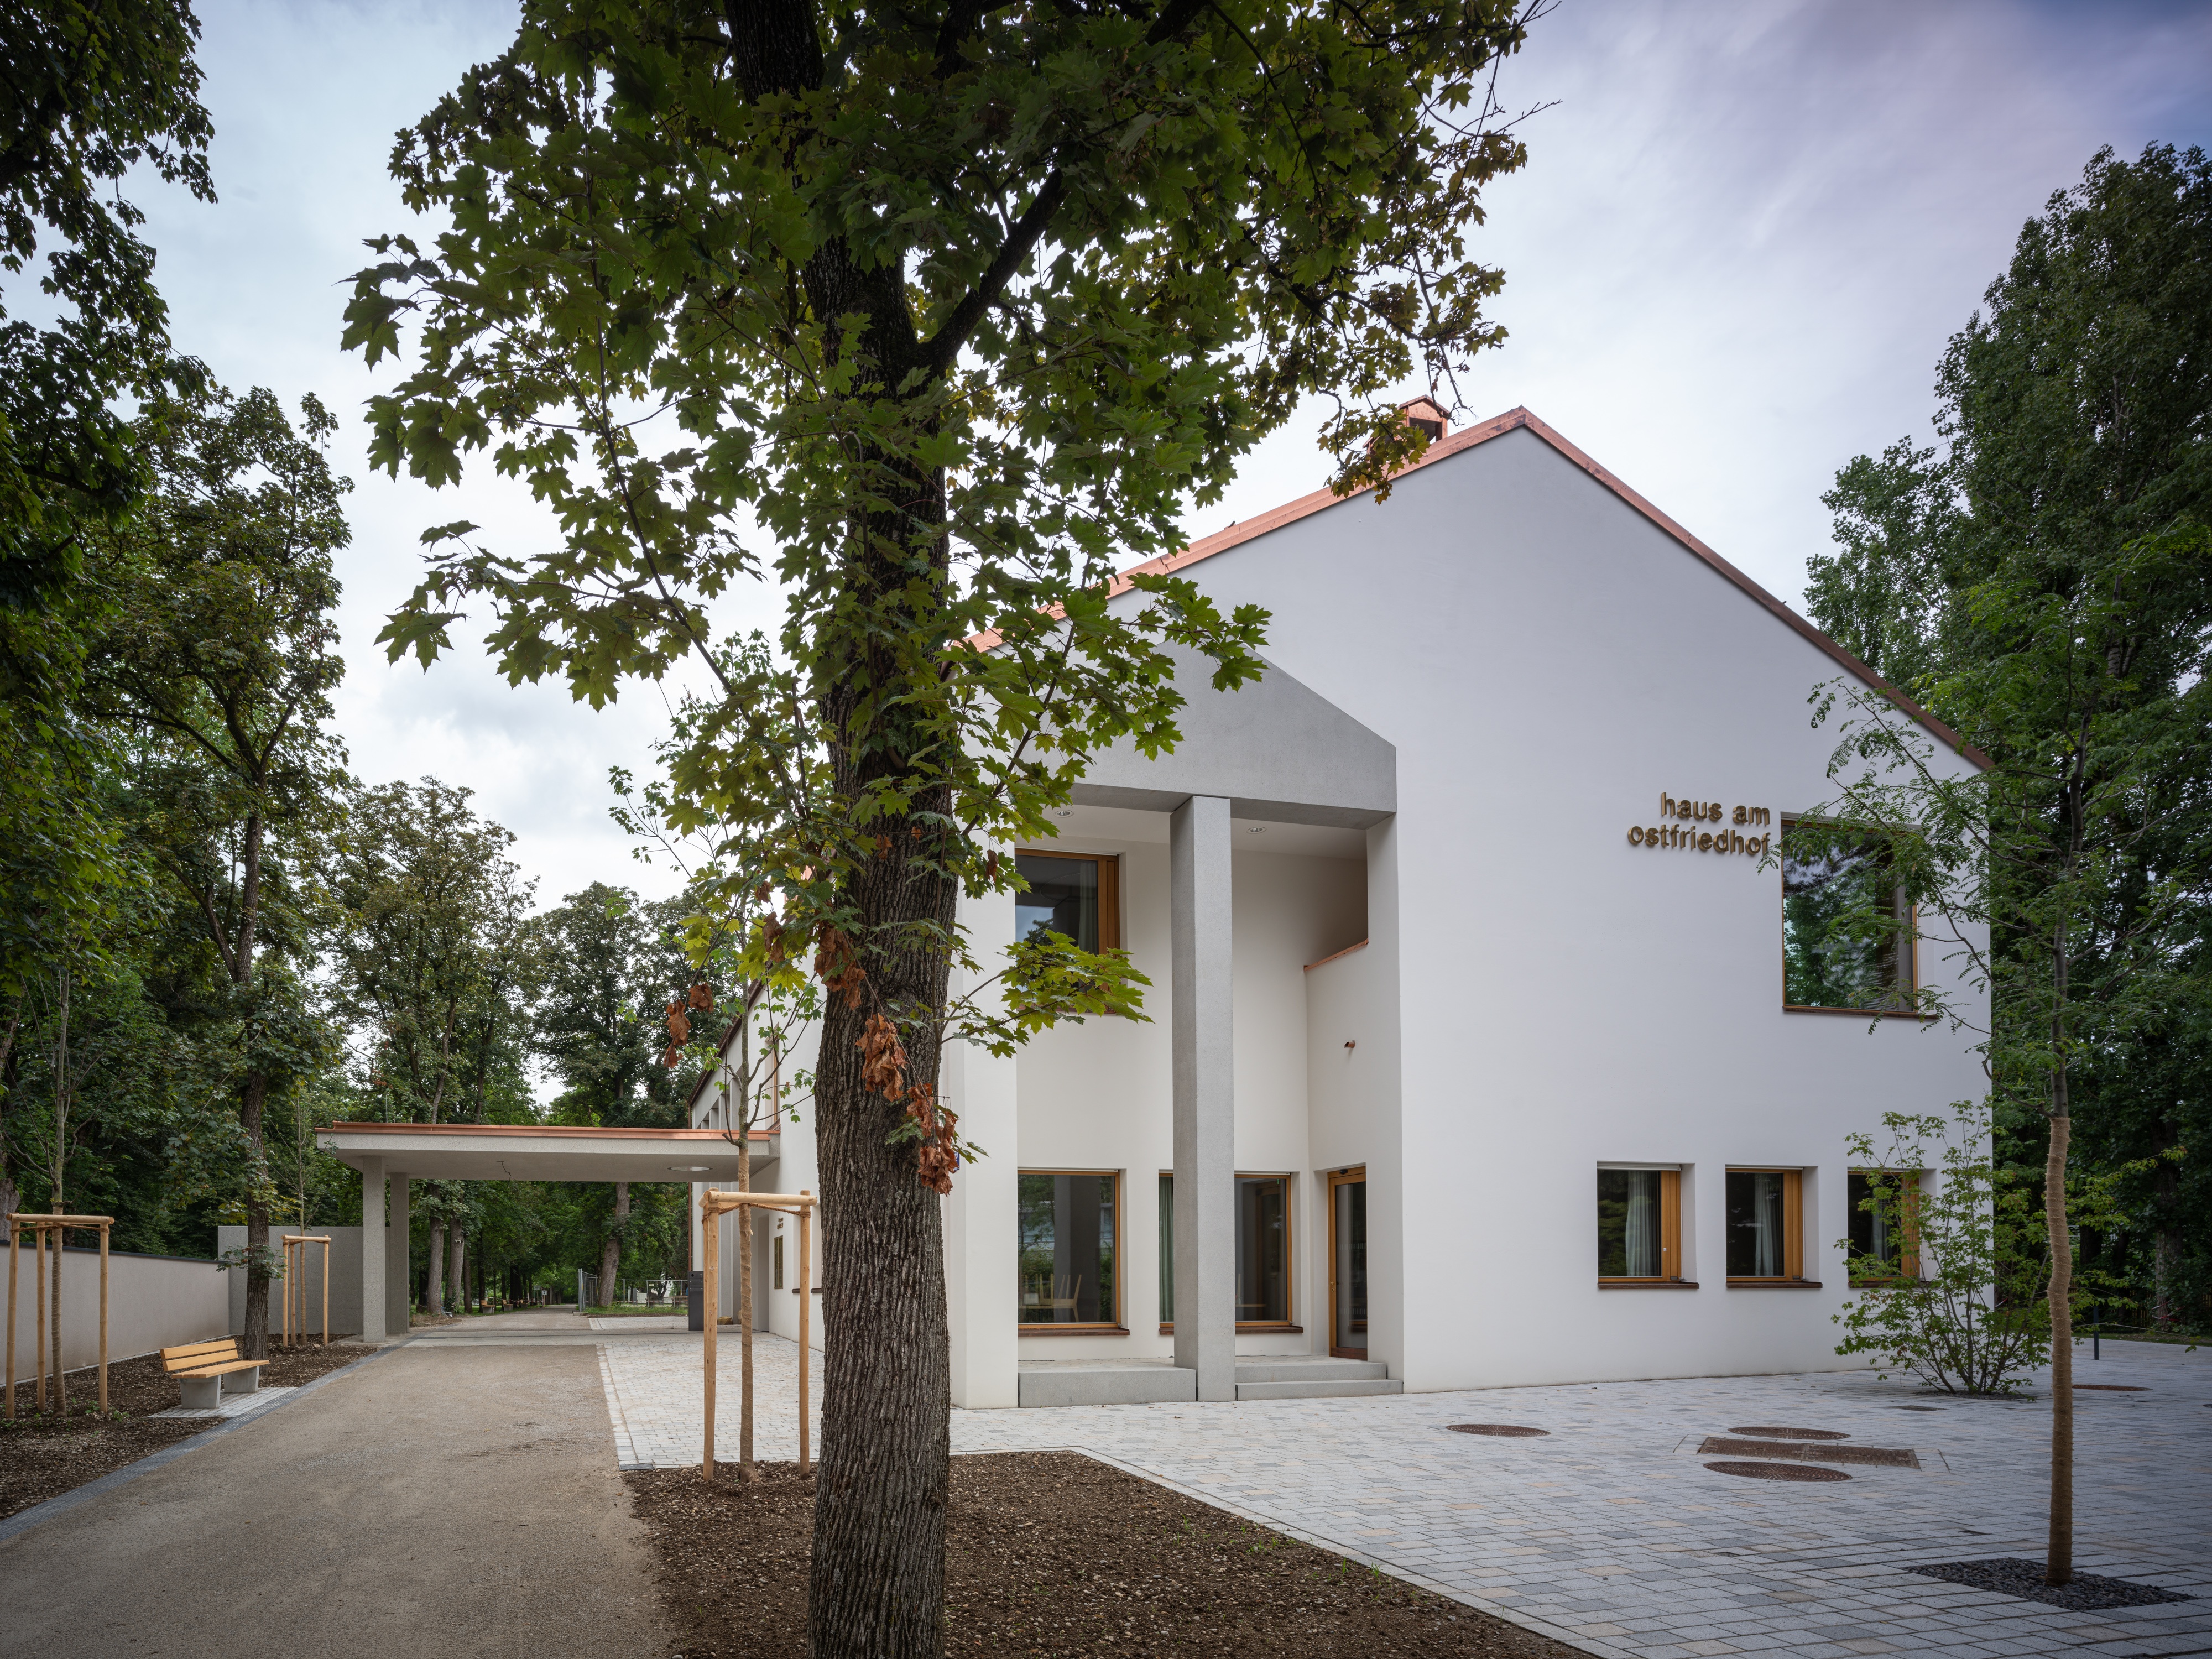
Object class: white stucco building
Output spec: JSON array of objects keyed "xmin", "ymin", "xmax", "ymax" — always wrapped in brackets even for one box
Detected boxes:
[{"xmin": 690, "ymin": 403, "xmax": 1987, "ymax": 1411}]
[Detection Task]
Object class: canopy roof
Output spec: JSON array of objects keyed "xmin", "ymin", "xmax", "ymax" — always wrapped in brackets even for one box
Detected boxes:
[{"xmin": 316, "ymin": 1123, "xmax": 771, "ymax": 1184}]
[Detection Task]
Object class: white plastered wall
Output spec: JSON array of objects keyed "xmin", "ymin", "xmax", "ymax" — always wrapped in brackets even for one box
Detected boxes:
[{"xmin": 1155, "ymin": 425, "xmax": 1987, "ymax": 1391}]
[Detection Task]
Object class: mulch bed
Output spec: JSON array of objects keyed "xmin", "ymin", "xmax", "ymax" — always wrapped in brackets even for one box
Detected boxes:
[
  {"xmin": 629, "ymin": 1450, "xmax": 1583, "ymax": 1658},
  {"xmin": 1905, "ymin": 1558, "xmax": 2196, "ymax": 1611},
  {"xmin": 0, "ymin": 1341, "xmax": 368, "ymax": 1521}
]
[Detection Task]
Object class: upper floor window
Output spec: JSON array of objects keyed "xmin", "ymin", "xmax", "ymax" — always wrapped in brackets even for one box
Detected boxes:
[
  {"xmin": 1781, "ymin": 821, "xmax": 1913, "ymax": 1011},
  {"xmin": 1015, "ymin": 851, "xmax": 1120, "ymax": 952}
]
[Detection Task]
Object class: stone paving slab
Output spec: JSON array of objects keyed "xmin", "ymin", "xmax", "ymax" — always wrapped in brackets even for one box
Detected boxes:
[{"xmin": 594, "ymin": 1337, "xmax": 2209, "ymax": 1658}]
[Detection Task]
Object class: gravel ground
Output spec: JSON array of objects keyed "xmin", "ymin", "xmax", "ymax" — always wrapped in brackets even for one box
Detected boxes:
[
  {"xmin": 1905, "ymin": 1558, "xmax": 2198, "ymax": 1611},
  {"xmin": 0, "ymin": 1342, "xmax": 368, "ymax": 1520},
  {"xmin": 628, "ymin": 1449, "xmax": 1585, "ymax": 1658}
]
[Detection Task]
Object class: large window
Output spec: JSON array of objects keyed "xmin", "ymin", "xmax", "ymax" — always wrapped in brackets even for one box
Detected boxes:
[
  {"xmin": 1847, "ymin": 1170, "xmax": 1919, "ymax": 1282},
  {"xmin": 1018, "ymin": 1172, "xmax": 1120, "ymax": 1328},
  {"xmin": 1014, "ymin": 852, "xmax": 1120, "ymax": 952},
  {"xmin": 1597, "ymin": 1167, "xmax": 1683, "ymax": 1282},
  {"xmin": 1235, "ymin": 1175, "xmax": 1292, "ymax": 1325},
  {"xmin": 1725, "ymin": 1168, "xmax": 1806, "ymax": 1282},
  {"xmin": 1155, "ymin": 1172, "xmax": 1296, "ymax": 1329},
  {"xmin": 1782, "ymin": 822, "xmax": 1912, "ymax": 1011}
]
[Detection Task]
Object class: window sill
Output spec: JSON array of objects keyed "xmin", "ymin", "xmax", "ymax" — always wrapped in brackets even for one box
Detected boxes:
[
  {"xmin": 1725, "ymin": 1278, "xmax": 1823, "ymax": 1289},
  {"xmin": 1157, "ymin": 1323, "xmax": 1303, "ymax": 1334},
  {"xmin": 1782, "ymin": 1003, "xmax": 1936, "ymax": 1022},
  {"xmin": 1598, "ymin": 1279, "xmax": 1699, "ymax": 1290},
  {"xmin": 1019, "ymin": 1324, "xmax": 1130, "ymax": 1337}
]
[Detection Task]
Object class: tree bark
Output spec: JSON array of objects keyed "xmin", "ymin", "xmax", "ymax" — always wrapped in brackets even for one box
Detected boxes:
[
  {"xmin": 426, "ymin": 1218, "xmax": 446, "ymax": 1318},
  {"xmin": 241, "ymin": 1071, "xmax": 270, "ymax": 1360},
  {"xmin": 2045, "ymin": 1109, "xmax": 2074, "ymax": 1584},
  {"xmin": 599, "ymin": 1182, "xmax": 629, "ymax": 1307},
  {"xmin": 450, "ymin": 1225, "xmax": 466, "ymax": 1315}
]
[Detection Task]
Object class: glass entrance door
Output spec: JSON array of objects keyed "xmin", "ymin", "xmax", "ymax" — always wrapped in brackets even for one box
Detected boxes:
[{"xmin": 1328, "ymin": 1167, "xmax": 1368, "ymax": 1359}]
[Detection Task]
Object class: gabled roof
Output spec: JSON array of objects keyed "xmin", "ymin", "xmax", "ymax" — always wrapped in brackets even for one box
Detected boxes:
[{"xmin": 1082, "ymin": 406, "xmax": 1986, "ymax": 769}]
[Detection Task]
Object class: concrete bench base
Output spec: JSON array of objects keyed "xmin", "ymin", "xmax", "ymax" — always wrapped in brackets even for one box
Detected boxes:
[{"xmin": 177, "ymin": 1366, "xmax": 262, "ymax": 1411}]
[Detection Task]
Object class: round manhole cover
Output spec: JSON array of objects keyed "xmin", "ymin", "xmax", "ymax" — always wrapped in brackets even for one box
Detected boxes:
[
  {"xmin": 1705, "ymin": 1460, "xmax": 1851, "ymax": 1482},
  {"xmin": 1728, "ymin": 1425, "xmax": 1850, "ymax": 1440},
  {"xmin": 1446, "ymin": 1423, "xmax": 1550, "ymax": 1437},
  {"xmin": 2074, "ymin": 1384, "xmax": 2146, "ymax": 1391}
]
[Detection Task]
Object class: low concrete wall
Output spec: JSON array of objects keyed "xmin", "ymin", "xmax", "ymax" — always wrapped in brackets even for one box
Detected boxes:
[
  {"xmin": 216, "ymin": 1227, "xmax": 363, "ymax": 1339},
  {"xmin": 4, "ymin": 1241, "xmax": 231, "ymax": 1370},
  {"xmin": 1016, "ymin": 1363, "xmax": 1197, "ymax": 1407}
]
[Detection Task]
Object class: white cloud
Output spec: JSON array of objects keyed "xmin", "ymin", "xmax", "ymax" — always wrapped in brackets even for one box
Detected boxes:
[{"xmin": 130, "ymin": 0, "xmax": 2212, "ymax": 903}]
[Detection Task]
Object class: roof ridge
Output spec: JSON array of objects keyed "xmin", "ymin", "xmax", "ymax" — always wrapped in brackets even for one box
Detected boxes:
[{"xmin": 976, "ymin": 405, "xmax": 1984, "ymax": 769}]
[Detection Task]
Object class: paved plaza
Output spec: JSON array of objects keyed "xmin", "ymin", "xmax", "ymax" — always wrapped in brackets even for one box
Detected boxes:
[{"xmin": 597, "ymin": 1334, "xmax": 2211, "ymax": 1658}]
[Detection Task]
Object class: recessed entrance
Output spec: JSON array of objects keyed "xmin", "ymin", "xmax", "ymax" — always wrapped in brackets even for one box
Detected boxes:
[{"xmin": 1328, "ymin": 1167, "xmax": 1367, "ymax": 1359}]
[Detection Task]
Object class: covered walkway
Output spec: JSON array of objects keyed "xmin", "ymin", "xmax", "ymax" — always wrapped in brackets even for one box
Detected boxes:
[{"xmin": 315, "ymin": 1123, "xmax": 771, "ymax": 1340}]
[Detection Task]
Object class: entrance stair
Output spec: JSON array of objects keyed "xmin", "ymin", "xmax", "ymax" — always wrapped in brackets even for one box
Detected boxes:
[
  {"xmin": 1236, "ymin": 1358, "xmax": 1400, "ymax": 1400},
  {"xmin": 1014, "ymin": 1355, "xmax": 1400, "ymax": 1407}
]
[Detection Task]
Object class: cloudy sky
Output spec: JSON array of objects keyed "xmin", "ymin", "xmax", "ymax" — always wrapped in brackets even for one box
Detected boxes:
[{"xmin": 131, "ymin": 0, "xmax": 2212, "ymax": 907}]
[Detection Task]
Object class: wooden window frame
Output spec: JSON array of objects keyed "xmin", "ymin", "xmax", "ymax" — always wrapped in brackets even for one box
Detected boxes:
[
  {"xmin": 1846, "ymin": 1168, "xmax": 1923, "ymax": 1285},
  {"xmin": 1012, "ymin": 849, "xmax": 1121, "ymax": 953},
  {"xmin": 1154, "ymin": 1171, "xmax": 1305, "ymax": 1334},
  {"xmin": 1597, "ymin": 1166, "xmax": 1684, "ymax": 1287},
  {"xmin": 1016, "ymin": 1167, "xmax": 1127, "ymax": 1335},
  {"xmin": 1327, "ymin": 1165, "xmax": 1367, "ymax": 1358},
  {"xmin": 1724, "ymin": 1166, "xmax": 1813, "ymax": 1286},
  {"xmin": 773, "ymin": 1234, "xmax": 784, "ymax": 1291},
  {"xmin": 1778, "ymin": 816, "xmax": 1927, "ymax": 1020}
]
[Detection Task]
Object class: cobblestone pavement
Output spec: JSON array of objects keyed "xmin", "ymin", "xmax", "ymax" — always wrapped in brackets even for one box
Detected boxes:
[{"xmin": 597, "ymin": 1336, "xmax": 2209, "ymax": 1658}]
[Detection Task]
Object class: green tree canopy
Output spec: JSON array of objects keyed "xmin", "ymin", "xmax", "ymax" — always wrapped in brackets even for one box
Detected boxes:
[
  {"xmin": 1, "ymin": 0, "xmax": 216, "ymax": 611},
  {"xmin": 345, "ymin": 2, "xmax": 1538, "ymax": 1646}
]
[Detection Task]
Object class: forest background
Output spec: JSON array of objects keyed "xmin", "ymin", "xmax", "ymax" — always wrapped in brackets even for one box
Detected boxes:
[{"xmin": 2, "ymin": 2, "xmax": 2208, "ymax": 1344}]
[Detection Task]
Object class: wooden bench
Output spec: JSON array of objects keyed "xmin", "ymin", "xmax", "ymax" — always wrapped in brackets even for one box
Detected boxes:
[{"xmin": 161, "ymin": 1339, "xmax": 263, "ymax": 1410}]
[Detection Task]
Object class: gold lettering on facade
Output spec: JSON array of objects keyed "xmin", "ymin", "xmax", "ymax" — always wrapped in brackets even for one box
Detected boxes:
[{"xmin": 1627, "ymin": 792, "xmax": 1772, "ymax": 862}]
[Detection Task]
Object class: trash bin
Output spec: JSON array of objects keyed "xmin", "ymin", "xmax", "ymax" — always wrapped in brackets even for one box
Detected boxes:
[{"xmin": 687, "ymin": 1269, "xmax": 705, "ymax": 1332}]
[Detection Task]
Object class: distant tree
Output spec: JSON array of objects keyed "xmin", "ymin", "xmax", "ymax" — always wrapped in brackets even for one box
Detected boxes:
[
  {"xmin": 536, "ymin": 883, "xmax": 682, "ymax": 1304},
  {"xmin": 1807, "ymin": 143, "xmax": 2212, "ymax": 1585},
  {"xmin": 0, "ymin": 0, "xmax": 215, "ymax": 611},
  {"xmin": 81, "ymin": 382, "xmax": 351, "ymax": 1359}
]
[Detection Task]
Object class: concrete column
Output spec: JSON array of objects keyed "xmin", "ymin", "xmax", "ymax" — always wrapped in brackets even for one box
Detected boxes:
[
  {"xmin": 358, "ymin": 1157, "xmax": 386, "ymax": 1344},
  {"xmin": 943, "ymin": 869, "xmax": 1020, "ymax": 1408},
  {"xmin": 1171, "ymin": 794, "xmax": 1235, "ymax": 1400},
  {"xmin": 385, "ymin": 1174, "xmax": 411, "ymax": 1335}
]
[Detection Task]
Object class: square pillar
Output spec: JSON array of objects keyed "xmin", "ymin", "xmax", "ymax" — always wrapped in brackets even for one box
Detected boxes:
[
  {"xmin": 943, "ymin": 870, "xmax": 1020, "ymax": 1408},
  {"xmin": 358, "ymin": 1157, "xmax": 386, "ymax": 1344},
  {"xmin": 1172, "ymin": 794, "xmax": 1235, "ymax": 1400},
  {"xmin": 385, "ymin": 1174, "xmax": 411, "ymax": 1335}
]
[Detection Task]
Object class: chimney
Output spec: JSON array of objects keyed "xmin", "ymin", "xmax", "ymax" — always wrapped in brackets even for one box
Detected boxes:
[{"xmin": 1400, "ymin": 394, "xmax": 1450, "ymax": 445}]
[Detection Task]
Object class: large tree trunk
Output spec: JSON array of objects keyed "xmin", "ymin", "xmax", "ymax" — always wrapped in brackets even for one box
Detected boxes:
[
  {"xmin": 2151, "ymin": 1117, "xmax": 2180, "ymax": 1330},
  {"xmin": 426, "ymin": 1218, "xmax": 446, "ymax": 1318},
  {"xmin": 450, "ymin": 1224, "xmax": 466, "ymax": 1314},
  {"xmin": 807, "ymin": 759, "xmax": 957, "ymax": 1658},
  {"xmin": 241, "ymin": 1071, "xmax": 271, "ymax": 1360},
  {"xmin": 2045, "ymin": 1107, "xmax": 2074, "ymax": 1584},
  {"xmin": 599, "ymin": 1182, "xmax": 629, "ymax": 1307}
]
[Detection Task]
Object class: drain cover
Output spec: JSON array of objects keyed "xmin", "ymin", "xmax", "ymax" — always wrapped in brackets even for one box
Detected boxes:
[
  {"xmin": 1728, "ymin": 1425, "xmax": 1849, "ymax": 1440},
  {"xmin": 2074, "ymin": 1384, "xmax": 2146, "ymax": 1391},
  {"xmin": 1700, "ymin": 1436, "xmax": 1918, "ymax": 1468},
  {"xmin": 1705, "ymin": 1460, "xmax": 1851, "ymax": 1482},
  {"xmin": 1447, "ymin": 1423, "xmax": 1550, "ymax": 1437}
]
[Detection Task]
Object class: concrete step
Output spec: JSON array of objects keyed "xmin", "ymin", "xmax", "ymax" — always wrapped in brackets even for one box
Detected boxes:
[
  {"xmin": 1018, "ymin": 1365, "xmax": 1196, "ymax": 1408},
  {"xmin": 1237, "ymin": 1378, "xmax": 1404, "ymax": 1400},
  {"xmin": 1234, "ymin": 1358, "xmax": 1389, "ymax": 1384}
]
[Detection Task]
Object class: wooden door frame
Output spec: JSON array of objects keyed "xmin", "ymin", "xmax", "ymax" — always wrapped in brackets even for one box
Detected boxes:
[{"xmin": 1326, "ymin": 1165, "xmax": 1367, "ymax": 1360}]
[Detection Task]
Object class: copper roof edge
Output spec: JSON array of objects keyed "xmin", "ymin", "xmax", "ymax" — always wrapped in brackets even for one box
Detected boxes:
[
  {"xmin": 326, "ymin": 1123, "xmax": 773, "ymax": 1140},
  {"xmin": 971, "ymin": 406, "xmax": 1987, "ymax": 770}
]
